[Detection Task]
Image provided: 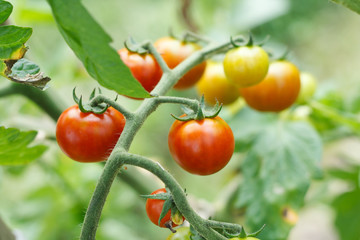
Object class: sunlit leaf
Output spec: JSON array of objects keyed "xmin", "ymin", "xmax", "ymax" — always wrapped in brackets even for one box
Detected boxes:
[
  {"xmin": 0, "ymin": 0, "xmax": 12, "ymax": 24},
  {"xmin": 0, "ymin": 126, "xmax": 47, "ymax": 165},
  {"xmin": 47, "ymin": 0, "xmax": 150, "ymax": 98}
]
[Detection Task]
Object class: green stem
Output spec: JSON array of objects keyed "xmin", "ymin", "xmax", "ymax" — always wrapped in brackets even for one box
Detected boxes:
[
  {"xmin": 120, "ymin": 152, "xmax": 229, "ymax": 240},
  {"xmin": 144, "ymin": 41, "xmax": 171, "ymax": 74},
  {"xmin": 154, "ymin": 96, "xmax": 199, "ymax": 110},
  {"xmin": 90, "ymin": 95, "xmax": 134, "ymax": 119},
  {"xmin": 80, "ymin": 151, "xmax": 124, "ymax": 240},
  {"xmin": 0, "ymin": 83, "xmax": 64, "ymax": 121}
]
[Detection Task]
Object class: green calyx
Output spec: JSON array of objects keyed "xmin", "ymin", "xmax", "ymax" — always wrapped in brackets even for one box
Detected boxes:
[
  {"xmin": 230, "ymin": 33, "xmax": 270, "ymax": 48},
  {"xmin": 73, "ymin": 87, "xmax": 109, "ymax": 114},
  {"xmin": 124, "ymin": 36, "xmax": 149, "ymax": 55},
  {"xmin": 225, "ymin": 225, "xmax": 265, "ymax": 239},
  {"xmin": 171, "ymin": 95, "xmax": 222, "ymax": 121}
]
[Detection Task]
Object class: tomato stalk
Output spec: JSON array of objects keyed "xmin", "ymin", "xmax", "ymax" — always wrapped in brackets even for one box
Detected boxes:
[{"xmin": 80, "ymin": 35, "xmax": 246, "ymax": 240}]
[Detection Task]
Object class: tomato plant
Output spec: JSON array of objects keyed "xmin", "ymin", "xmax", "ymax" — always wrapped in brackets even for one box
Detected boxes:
[
  {"xmin": 240, "ymin": 60, "xmax": 301, "ymax": 112},
  {"xmin": 118, "ymin": 48, "xmax": 162, "ymax": 93},
  {"xmin": 168, "ymin": 116, "xmax": 235, "ymax": 175},
  {"xmin": 196, "ymin": 61, "xmax": 240, "ymax": 105},
  {"xmin": 154, "ymin": 37, "xmax": 206, "ymax": 89},
  {"xmin": 223, "ymin": 45, "xmax": 269, "ymax": 87},
  {"xmin": 56, "ymin": 105, "xmax": 126, "ymax": 163},
  {"xmin": 145, "ymin": 188, "xmax": 182, "ymax": 228},
  {"xmin": 228, "ymin": 237, "xmax": 259, "ymax": 240},
  {"xmin": 166, "ymin": 226, "xmax": 191, "ymax": 240},
  {"xmin": 296, "ymin": 72, "xmax": 317, "ymax": 104}
]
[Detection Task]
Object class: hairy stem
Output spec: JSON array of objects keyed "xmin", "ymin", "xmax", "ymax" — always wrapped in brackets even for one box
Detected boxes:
[{"xmin": 120, "ymin": 152, "xmax": 229, "ymax": 240}]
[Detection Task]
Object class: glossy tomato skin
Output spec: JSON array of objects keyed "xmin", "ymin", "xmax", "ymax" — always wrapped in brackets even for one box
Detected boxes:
[
  {"xmin": 154, "ymin": 37, "xmax": 206, "ymax": 89},
  {"xmin": 240, "ymin": 61, "xmax": 301, "ymax": 112},
  {"xmin": 196, "ymin": 61, "xmax": 240, "ymax": 105},
  {"xmin": 118, "ymin": 48, "xmax": 162, "ymax": 93},
  {"xmin": 56, "ymin": 105, "xmax": 126, "ymax": 163},
  {"xmin": 145, "ymin": 188, "xmax": 181, "ymax": 228},
  {"xmin": 223, "ymin": 46, "xmax": 269, "ymax": 87},
  {"xmin": 168, "ymin": 116, "xmax": 235, "ymax": 175}
]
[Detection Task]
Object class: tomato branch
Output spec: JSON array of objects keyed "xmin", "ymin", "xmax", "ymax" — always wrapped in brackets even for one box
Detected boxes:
[
  {"xmin": 89, "ymin": 94, "xmax": 134, "ymax": 119},
  {"xmin": 119, "ymin": 152, "xmax": 233, "ymax": 240}
]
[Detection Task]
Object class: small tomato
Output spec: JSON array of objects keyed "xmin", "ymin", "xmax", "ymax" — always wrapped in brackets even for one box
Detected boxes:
[
  {"xmin": 56, "ymin": 105, "xmax": 125, "ymax": 162},
  {"xmin": 196, "ymin": 61, "xmax": 240, "ymax": 105},
  {"xmin": 154, "ymin": 37, "xmax": 206, "ymax": 89},
  {"xmin": 223, "ymin": 45, "xmax": 269, "ymax": 87}
]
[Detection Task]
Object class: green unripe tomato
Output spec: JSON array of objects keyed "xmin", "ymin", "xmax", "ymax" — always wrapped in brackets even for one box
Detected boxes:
[
  {"xmin": 223, "ymin": 46, "xmax": 269, "ymax": 87},
  {"xmin": 296, "ymin": 72, "xmax": 317, "ymax": 104},
  {"xmin": 166, "ymin": 227, "xmax": 191, "ymax": 240}
]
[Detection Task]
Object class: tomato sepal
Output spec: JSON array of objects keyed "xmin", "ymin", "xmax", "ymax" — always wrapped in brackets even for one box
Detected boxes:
[
  {"xmin": 171, "ymin": 96, "xmax": 223, "ymax": 122},
  {"xmin": 73, "ymin": 87, "xmax": 110, "ymax": 114}
]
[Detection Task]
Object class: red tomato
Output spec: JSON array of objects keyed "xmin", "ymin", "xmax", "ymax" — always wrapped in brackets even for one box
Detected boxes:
[
  {"xmin": 118, "ymin": 48, "xmax": 162, "ymax": 93},
  {"xmin": 154, "ymin": 37, "xmax": 206, "ymax": 89},
  {"xmin": 145, "ymin": 188, "xmax": 181, "ymax": 228},
  {"xmin": 240, "ymin": 61, "xmax": 301, "ymax": 112},
  {"xmin": 168, "ymin": 116, "xmax": 234, "ymax": 175},
  {"xmin": 56, "ymin": 105, "xmax": 126, "ymax": 162}
]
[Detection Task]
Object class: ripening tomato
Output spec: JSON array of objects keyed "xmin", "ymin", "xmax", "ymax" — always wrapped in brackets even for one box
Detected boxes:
[
  {"xmin": 146, "ymin": 188, "xmax": 183, "ymax": 228},
  {"xmin": 168, "ymin": 116, "xmax": 234, "ymax": 175},
  {"xmin": 196, "ymin": 61, "xmax": 240, "ymax": 105},
  {"xmin": 223, "ymin": 45, "xmax": 269, "ymax": 87},
  {"xmin": 118, "ymin": 48, "xmax": 162, "ymax": 93},
  {"xmin": 166, "ymin": 226, "xmax": 191, "ymax": 240},
  {"xmin": 296, "ymin": 72, "xmax": 317, "ymax": 104},
  {"xmin": 56, "ymin": 105, "xmax": 126, "ymax": 163},
  {"xmin": 240, "ymin": 61, "xmax": 301, "ymax": 112},
  {"xmin": 154, "ymin": 37, "xmax": 206, "ymax": 89}
]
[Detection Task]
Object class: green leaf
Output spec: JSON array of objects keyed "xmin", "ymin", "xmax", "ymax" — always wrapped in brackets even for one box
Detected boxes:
[
  {"xmin": 0, "ymin": 1, "xmax": 12, "ymax": 24},
  {"xmin": 0, "ymin": 126, "xmax": 47, "ymax": 165},
  {"xmin": 235, "ymin": 119, "xmax": 323, "ymax": 239},
  {"xmin": 331, "ymin": 0, "xmax": 360, "ymax": 14},
  {"xmin": 46, "ymin": 0, "xmax": 150, "ymax": 98},
  {"xmin": 332, "ymin": 189, "xmax": 360, "ymax": 240},
  {"xmin": 0, "ymin": 25, "xmax": 32, "ymax": 60}
]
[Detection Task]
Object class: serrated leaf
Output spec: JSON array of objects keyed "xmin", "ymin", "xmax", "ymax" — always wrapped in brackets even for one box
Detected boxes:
[
  {"xmin": 47, "ymin": 0, "xmax": 150, "ymax": 98},
  {"xmin": 0, "ymin": 0, "xmax": 12, "ymax": 24},
  {"xmin": 1, "ymin": 58, "xmax": 50, "ymax": 90},
  {"xmin": 0, "ymin": 25, "xmax": 32, "ymax": 60},
  {"xmin": 331, "ymin": 0, "xmax": 360, "ymax": 14},
  {"xmin": 235, "ymin": 120, "xmax": 323, "ymax": 239},
  {"xmin": 0, "ymin": 126, "xmax": 47, "ymax": 165}
]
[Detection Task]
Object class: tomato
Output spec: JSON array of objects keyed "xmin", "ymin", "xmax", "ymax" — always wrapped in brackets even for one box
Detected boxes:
[
  {"xmin": 240, "ymin": 61, "xmax": 300, "ymax": 112},
  {"xmin": 223, "ymin": 45, "xmax": 269, "ymax": 87},
  {"xmin": 168, "ymin": 116, "xmax": 234, "ymax": 175},
  {"xmin": 154, "ymin": 37, "xmax": 206, "ymax": 89},
  {"xmin": 196, "ymin": 61, "xmax": 240, "ymax": 105},
  {"xmin": 145, "ymin": 188, "xmax": 182, "ymax": 228},
  {"xmin": 166, "ymin": 226, "xmax": 191, "ymax": 240},
  {"xmin": 118, "ymin": 48, "xmax": 162, "ymax": 93},
  {"xmin": 56, "ymin": 105, "xmax": 126, "ymax": 163},
  {"xmin": 296, "ymin": 72, "xmax": 317, "ymax": 104}
]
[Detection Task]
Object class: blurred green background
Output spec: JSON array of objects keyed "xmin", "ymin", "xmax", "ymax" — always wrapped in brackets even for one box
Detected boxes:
[{"xmin": 0, "ymin": 0, "xmax": 360, "ymax": 239}]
